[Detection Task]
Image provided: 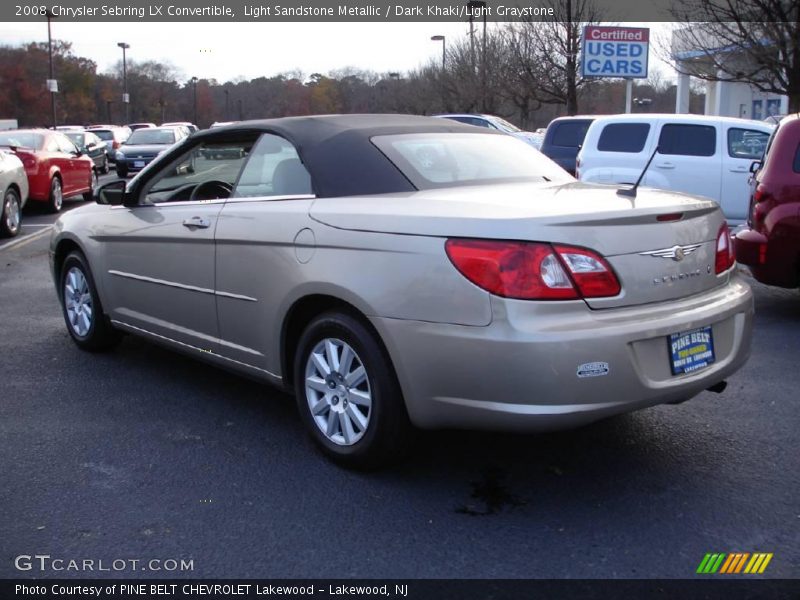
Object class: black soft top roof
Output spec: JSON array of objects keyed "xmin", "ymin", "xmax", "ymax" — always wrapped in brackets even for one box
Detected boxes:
[{"xmin": 196, "ymin": 114, "xmax": 504, "ymax": 197}]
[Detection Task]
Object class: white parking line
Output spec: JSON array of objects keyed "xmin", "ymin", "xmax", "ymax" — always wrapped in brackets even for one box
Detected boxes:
[
  {"xmin": 0, "ymin": 225, "xmax": 53, "ymax": 252},
  {"xmin": 21, "ymin": 223, "xmax": 53, "ymax": 228}
]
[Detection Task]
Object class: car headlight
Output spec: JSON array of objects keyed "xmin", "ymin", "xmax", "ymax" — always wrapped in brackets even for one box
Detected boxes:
[{"xmin": 116, "ymin": 151, "xmax": 125, "ymax": 160}]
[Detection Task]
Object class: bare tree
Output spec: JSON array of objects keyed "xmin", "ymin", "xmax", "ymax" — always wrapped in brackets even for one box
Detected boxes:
[
  {"xmin": 667, "ymin": 0, "xmax": 800, "ymax": 112},
  {"xmin": 504, "ymin": 0, "xmax": 604, "ymax": 115}
]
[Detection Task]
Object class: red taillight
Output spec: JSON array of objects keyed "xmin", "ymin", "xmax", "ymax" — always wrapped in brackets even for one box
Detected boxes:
[
  {"xmin": 113, "ymin": 140, "xmax": 120, "ymax": 149},
  {"xmin": 715, "ymin": 223, "xmax": 735, "ymax": 274},
  {"xmin": 444, "ymin": 239, "xmax": 620, "ymax": 300}
]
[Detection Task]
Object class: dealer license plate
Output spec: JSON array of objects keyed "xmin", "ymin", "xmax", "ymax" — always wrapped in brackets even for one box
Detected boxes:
[{"xmin": 668, "ymin": 326, "xmax": 715, "ymax": 375}]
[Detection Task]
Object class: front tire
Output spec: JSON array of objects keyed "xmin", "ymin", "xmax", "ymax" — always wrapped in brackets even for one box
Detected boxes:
[
  {"xmin": 60, "ymin": 251, "xmax": 121, "ymax": 352},
  {"xmin": 294, "ymin": 311, "xmax": 412, "ymax": 469},
  {"xmin": 0, "ymin": 187, "xmax": 21, "ymax": 238},
  {"xmin": 48, "ymin": 176, "xmax": 63, "ymax": 213}
]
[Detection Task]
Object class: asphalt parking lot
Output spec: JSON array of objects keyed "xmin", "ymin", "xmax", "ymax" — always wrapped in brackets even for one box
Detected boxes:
[{"xmin": 1, "ymin": 198, "xmax": 798, "ymax": 579}]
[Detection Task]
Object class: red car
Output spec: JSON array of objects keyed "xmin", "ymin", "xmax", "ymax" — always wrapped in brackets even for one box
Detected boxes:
[
  {"xmin": 735, "ymin": 114, "xmax": 800, "ymax": 288},
  {"xmin": 0, "ymin": 129, "xmax": 95, "ymax": 212}
]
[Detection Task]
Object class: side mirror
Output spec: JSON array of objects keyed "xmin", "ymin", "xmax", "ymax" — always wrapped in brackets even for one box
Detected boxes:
[
  {"xmin": 97, "ymin": 180, "xmax": 127, "ymax": 205},
  {"xmin": 749, "ymin": 160, "xmax": 762, "ymax": 174}
]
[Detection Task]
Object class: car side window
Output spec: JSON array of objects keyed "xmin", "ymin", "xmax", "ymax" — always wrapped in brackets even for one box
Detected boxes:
[
  {"xmin": 141, "ymin": 136, "xmax": 259, "ymax": 204},
  {"xmin": 727, "ymin": 128, "xmax": 769, "ymax": 159},
  {"xmin": 658, "ymin": 124, "xmax": 716, "ymax": 157},
  {"xmin": 231, "ymin": 134, "xmax": 313, "ymax": 198},
  {"xmin": 793, "ymin": 142, "xmax": 800, "ymax": 174},
  {"xmin": 552, "ymin": 121, "xmax": 590, "ymax": 147},
  {"xmin": 597, "ymin": 123, "xmax": 650, "ymax": 153},
  {"xmin": 45, "ymin": 137, "xmax": 60, "ymax": 153},
  {"xmin": 55, "ymin": 134, "xmax": 78, "ymax": 154}
]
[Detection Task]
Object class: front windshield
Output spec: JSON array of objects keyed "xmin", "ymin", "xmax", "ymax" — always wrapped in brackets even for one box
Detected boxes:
[
  {"xmin": 490, "ymin": 117, "xmax": 522, "ymax": 133},
  {"xmin": 126, "ymin": 129, "xmax": 176, "ymax": 145},
  {"xmin": 0, "ymin": 132, "xmax": 43, "ymax": 148},
  {"xmin": 372, "ymin": 132, "xmax": 573, "ymax": 190}
]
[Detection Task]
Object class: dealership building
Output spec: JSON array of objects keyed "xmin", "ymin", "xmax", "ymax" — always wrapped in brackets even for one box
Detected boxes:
[
  {"xmin": 672, "ymin": 29, "xmax": 789, "ymax": 120},
  {"xmin": 672, "ymin": 28, "xmax": 789, "ymax": 119}
]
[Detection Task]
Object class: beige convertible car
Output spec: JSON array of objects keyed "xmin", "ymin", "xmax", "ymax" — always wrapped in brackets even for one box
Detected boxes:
[{"xmin": 50, "ymin": 115, "xmax": 753, "ymax": 467}]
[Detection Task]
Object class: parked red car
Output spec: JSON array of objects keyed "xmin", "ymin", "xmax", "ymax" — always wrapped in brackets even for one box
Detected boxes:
[
  {"xmin": 0, "ymin": 129, "xmax": 95, "ymax": 212},
  {"xmin": 735, "ymin": 114, "xmax": 800, "ymax": 288}
]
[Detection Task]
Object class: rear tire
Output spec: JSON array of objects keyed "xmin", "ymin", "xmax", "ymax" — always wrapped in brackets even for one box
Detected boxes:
[
  {"xmin": 60, "ymin": 251, "xmax": 121, "ymax": 352},
  {"xmin": 48, "ymin": 176, "xmax": 63, "ymax": 213},
  {"xmin": 0, "ymin": 187, "xmax": 21, "ymax": 238},
  {"xmin": 294, "ymin": 311, "xmax": 413, "ymax": 469},
  {"xmin": 83, "ymin": 169, "xmax": 98, "ymax": 202}
]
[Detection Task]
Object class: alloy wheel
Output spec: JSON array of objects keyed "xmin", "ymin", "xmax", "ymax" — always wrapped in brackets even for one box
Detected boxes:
[
  {"xmin": 3, "ymin": 190, "xmax": 20, "ymax": 236},
  {"xmin": 51, "ymin": 178, "xmax": 63, "ymax": 211},
  {"xmin": 64, "ymin": 266, "xmax": 93, "ymax": 337},
  {"xmin": 304, "ymin": 338, "xmax": 372, "ymax": 446}
]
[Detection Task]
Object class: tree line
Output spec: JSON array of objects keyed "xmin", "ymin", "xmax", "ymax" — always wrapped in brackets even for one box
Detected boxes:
[{"xmin": 2, "ymin": 0, "xmax": 795, "ymax": 129}]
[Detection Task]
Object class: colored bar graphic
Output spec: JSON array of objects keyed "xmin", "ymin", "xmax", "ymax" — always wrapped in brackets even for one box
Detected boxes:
[
  {"xmin": 759, "ymin": 553, "xmax": 773, "ymax": 573},
  {"xmin": 697, "ymin": 553, "xmax": 714, "ymax": 574},
  {"xmin": 719, "ymin": 554, "xmax": 736, "ymax": 574},
  {"xmin": 710, "ymin": 554, "xmax": 726, "ymax": 573},
  {"xmin": 734, "ymin": 553, "xmax": 750, "ymax": 573},
  {"xmin": 702, "ymin": 552, "xmax": 774, "ymax": 575}
]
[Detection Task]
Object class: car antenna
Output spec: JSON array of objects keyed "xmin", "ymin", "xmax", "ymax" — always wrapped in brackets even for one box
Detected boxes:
[{"xmin": 617, "ymin": 145, "xmax": 659, "ymax": 198}]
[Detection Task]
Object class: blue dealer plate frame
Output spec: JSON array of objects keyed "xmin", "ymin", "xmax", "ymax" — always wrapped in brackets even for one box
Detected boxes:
[{"xmin": 668, "ymin": 325, "xmax": 716, "ymax": 375}]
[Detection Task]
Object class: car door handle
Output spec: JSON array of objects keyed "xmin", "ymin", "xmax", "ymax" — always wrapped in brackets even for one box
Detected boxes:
[
  {"xmin": 729, "ymin": 167, "xmax": 748, "ymax": 173},
  {"xmin": 655, "ymin": 162, "xmax": 675, "ymax": 169},
  {"xmin": 182, "ymin": 216, "xmax": 211, "ymax": 229}
]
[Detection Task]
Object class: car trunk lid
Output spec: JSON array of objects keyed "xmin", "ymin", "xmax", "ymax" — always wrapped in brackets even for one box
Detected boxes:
[{"xmin": 310, "ymin": 181, "xmax": 728, "ymax": 309}]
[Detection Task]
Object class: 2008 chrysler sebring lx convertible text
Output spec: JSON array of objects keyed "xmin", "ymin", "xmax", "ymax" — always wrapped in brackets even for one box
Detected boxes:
[{"xmin": 49, "ymin": 114, "xmax": 753, "ymax": 468}]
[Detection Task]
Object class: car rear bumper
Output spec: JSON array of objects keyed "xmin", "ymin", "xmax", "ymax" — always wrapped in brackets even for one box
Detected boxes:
[
  {"xmin": 735, "ymin": 226, "xmax": 799, "ymax": 288},
  {"xmin": 373, "ymin": 277, "xmax": 753, "ymax": 431},
  {"xmin": 117, "ymin": 157, "xmax": 155, "ymax": 173}
]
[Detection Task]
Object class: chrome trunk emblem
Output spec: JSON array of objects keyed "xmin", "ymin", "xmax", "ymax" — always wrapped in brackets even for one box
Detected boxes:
[{"xmin": 639, "ymin": 243, "xmax": 702, "ymax": 262}]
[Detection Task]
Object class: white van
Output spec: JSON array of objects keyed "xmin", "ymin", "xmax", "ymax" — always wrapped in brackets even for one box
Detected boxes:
[{"xmin": 576, "ymin": 114, "xmax": 774, "ymax": 224}]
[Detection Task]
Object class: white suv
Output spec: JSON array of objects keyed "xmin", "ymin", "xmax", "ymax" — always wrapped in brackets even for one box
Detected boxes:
[{"xmin": 577, "ymin": 114, "xmax": 774, "ymax": 224}]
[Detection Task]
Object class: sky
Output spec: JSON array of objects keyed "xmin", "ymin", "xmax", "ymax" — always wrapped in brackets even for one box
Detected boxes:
[{"xmin": 0, "ymin": 21, "xmax": 674, "ymax": 84}]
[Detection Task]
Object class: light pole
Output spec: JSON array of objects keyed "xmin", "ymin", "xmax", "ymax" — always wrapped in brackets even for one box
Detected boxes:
[
  {"xmin": 45, "ymin": 9, "xmax": 58, "ymax": 129},
  {"xmin": 466, "ymin": 1, "xmax": 487, "ymax": 110},
  {"xmin": 117, "ymin": 42, "xmax": 130, "ymax": 123},
  {"xmin": 191, "ymin": 76, "xmax": 198, "ymax": 125},
  {"xmin": 431, "ymin": 35, "xmax": 445, "ymax": 71},
  {"xmin": 224, "ymin": 89, "xmax": 230, "ymax": 121}
]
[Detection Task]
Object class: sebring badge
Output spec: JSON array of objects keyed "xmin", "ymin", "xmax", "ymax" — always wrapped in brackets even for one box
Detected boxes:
[{"xmin": 639, "ymin": 243, "xmax": 702, "ymax": 262}]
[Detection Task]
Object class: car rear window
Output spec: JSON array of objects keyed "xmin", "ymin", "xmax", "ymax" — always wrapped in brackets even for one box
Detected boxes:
[
  {"xmin": 597, "ymin": 123, "xmax": 650, "ymax": 153},
  {"xmin": 445, "ymin": 116, "xmax": 492, "ymax": 128},
  {"xmin": 127, "ymin": 129, "xmax": 176, "ymax": 145},
  {"xmin": 551, "ymin": 121, "xmax": 592, "ymax": 148},
  {"xmin": 372, "ymin": 132, "xmax": 573, "ymax": 190},
  {"xmin": 0, "ymin": 132, "xmax": 43, "ymax": 149},
  {"xmin": 658, "ymin": 124, "xmax": 716, "ymax": 157}
]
